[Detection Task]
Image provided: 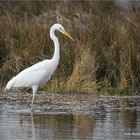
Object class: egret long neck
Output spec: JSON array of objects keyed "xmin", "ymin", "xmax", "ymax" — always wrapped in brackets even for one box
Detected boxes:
[
  {"xmin": 50, "ymin": 28, "xmax": 60, "ymax": 69},
  {"xmin": 52, "ymin": 37, "xmax": 60, "ymax": 66}
]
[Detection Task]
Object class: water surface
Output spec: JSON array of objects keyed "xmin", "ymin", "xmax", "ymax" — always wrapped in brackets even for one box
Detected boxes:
[{"xmin": 0, "ymin": 110, "xmax": 140, "ymax": 140}]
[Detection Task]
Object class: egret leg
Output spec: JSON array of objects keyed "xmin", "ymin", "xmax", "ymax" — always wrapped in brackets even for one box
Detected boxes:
[{"xmin": 31, "ymin": 86, "xmax": 38, "ymax": 111}]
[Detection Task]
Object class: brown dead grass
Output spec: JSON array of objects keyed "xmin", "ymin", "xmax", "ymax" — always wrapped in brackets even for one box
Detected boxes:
[{"xmin": 0, "ymin": 1, "xmax": 139, "ymax": 94}]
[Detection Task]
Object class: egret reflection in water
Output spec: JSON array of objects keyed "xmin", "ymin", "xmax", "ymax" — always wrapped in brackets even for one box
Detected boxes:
[
  {"xmin": 31, "ymin": 112, "xmax": 35, "ymax": 140},
  {"xmin": 0, "ymin": 111, "xmax": 140, "ymax": 140}
]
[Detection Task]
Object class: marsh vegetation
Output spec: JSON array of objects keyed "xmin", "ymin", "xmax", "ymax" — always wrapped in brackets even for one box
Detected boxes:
[{"xmin": 0, "ymin": 1, "xmax": 139, "ymax": 94}]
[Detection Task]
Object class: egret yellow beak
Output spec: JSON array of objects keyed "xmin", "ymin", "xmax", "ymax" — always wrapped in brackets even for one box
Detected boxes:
[{"xmin": 61, "ymin": 29, "xmax": 74, "ymax": 41}]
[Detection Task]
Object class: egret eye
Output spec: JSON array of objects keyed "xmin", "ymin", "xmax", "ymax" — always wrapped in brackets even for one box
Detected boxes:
[{"xmin": 59, "ymin": 28, "xmax": 64, "ymax": 33}]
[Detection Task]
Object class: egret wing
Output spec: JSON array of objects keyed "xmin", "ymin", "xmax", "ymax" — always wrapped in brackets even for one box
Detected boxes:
[{"xmin": 12, "ymin": 60, "xmax": 51, "ymax": 87}]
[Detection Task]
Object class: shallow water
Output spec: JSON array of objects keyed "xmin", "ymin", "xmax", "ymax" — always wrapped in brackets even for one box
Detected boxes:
[{"xmin": 0, "ymin": 110, "xmax": 140, "ymax": 140}]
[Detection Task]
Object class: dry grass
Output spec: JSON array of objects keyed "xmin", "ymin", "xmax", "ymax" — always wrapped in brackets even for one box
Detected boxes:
[{"xmin": 0, "ymin": 1, "xmax": 139, "ymax": 94}]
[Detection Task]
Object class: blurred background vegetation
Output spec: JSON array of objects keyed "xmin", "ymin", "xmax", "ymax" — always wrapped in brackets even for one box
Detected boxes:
[{"xmin": 0, "ymin": 1, "xmax": 139, "ymax": 94}]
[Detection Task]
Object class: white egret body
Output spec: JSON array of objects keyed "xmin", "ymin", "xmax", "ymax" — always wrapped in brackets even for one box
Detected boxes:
[{"xmin": 4, "ymin": 23, "xmax": 73, "ymax": 110}]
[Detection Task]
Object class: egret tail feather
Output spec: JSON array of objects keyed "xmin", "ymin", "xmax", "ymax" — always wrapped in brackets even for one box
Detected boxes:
[{"xmin": 4, "ymin": 77, "xmax": 16, "ymax": 91}]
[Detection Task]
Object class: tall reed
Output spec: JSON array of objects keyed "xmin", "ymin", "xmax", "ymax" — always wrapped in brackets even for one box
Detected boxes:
[{"xmin": 0, "ymin": 1, "xmax": 139, "ymax": 94}]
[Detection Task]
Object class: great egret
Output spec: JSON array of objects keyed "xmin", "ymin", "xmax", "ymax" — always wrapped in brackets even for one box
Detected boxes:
[{"xmin": 4, "ymin": 23, "xmax": 74, "ymax": 110}]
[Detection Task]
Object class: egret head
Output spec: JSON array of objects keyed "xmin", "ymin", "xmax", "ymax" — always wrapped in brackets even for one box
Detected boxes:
[{"xmin": 51, "ymin": 23, "xmax": 74, "ymax": 41}]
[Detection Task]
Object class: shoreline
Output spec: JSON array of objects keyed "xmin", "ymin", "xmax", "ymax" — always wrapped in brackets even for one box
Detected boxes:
[{"xmin": 0, "ymin": 92, "xmax": 140, "ymax": 114}]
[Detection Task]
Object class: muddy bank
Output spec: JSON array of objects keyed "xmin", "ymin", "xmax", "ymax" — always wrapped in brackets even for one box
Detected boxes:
[{"xmin": 0, "ymin": 92, "xmax": 140, "ymax": 114}]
